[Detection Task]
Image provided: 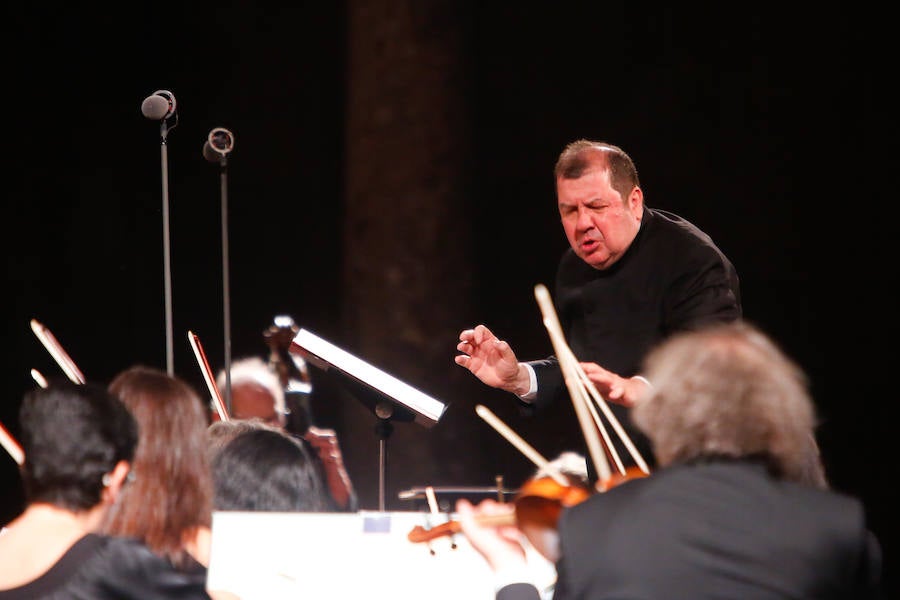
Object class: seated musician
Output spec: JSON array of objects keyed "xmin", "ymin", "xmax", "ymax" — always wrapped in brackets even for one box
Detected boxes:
[
  {"xmin": 456, "ymin": 321, "xmax": 882, "ymax": 599},
  {"xmin": 207, "ymin": 422, "xmax": 331, "ymax": 512},
  {"xmin": 216, "ymin": 356, "xmax": 357, "ymax": 511},
  {"xmin": 0, "ymin": 382, "xmax": 210, "ymax": 599}
]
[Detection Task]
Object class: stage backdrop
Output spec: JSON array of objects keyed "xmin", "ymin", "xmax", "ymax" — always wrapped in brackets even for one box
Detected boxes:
[{"xmin": 4, "ymin": 2, "xmax": 896, "ymax": 595}]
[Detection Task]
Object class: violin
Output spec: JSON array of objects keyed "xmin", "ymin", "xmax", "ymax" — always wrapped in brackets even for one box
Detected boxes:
[
  {"xmin": 408, "ymin": 405, "xmax": 638, "ymax": 561},
  {"xmin": 506, "ymin": 473, "xmax": 593, "ymax": 561},
  {"xmin": 597, "ymin": 465, "xmax": 648, "ymax": 491},
  {"xmin": 407, "ymin": 468, "xmax": 644, "ymax": 562},
  {"xmin": 406, "ymin": 474, "xmax": 591, "ymax": 561}
]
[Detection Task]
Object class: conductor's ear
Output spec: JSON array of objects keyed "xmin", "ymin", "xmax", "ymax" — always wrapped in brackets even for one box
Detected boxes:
[{"xmin": 629, "ymin": 186, "xmax": 644, "ymax": 215}]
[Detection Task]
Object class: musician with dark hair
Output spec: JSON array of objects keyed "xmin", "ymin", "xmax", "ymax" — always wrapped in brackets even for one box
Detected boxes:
[
  {"xmin": 0, "ymin": 382, "xmax": 210, "ymax": 599},
  {"xmin": 209, "ymin": 424, "xmax": 331, "ymax": 512},
  {"xmin": 216, "ymin": 355, "xmax": 357, "ymax": 512}
]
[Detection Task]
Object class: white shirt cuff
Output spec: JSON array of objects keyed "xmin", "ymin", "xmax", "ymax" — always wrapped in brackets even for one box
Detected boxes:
[{"xmin": 517, "ymin": 363, "xmax": 538, "ymax": 401}]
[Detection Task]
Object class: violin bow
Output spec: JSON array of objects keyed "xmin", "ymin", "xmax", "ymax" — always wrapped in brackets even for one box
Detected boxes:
[
  {"xmin": 187, "ymin": 330, "xmax": 230, "ymax": 421},
  {"xmin": 533, "ymin": 284, "xmax": 650, "ymax": 485},
  {"xmin": 575, "ymin": 363, "xmax": 650, "ymax": 474},
  {"xmin": 30, "ymin": 319, "xmax": 86, "ymax": 384},
  {"xmin": 475, "ymin": 404, "xmax": 570, "ymax": 486},
  {"xmin": 31, "ymin": 368, "xmax": 49, "ymax": 389},
  {"xmin": 9, "ymin": 363, "xmax": 60, "ymax": 466},
  {"xmin": 0, "ymin": 421, "xmax": 24, "ymax": 466}
]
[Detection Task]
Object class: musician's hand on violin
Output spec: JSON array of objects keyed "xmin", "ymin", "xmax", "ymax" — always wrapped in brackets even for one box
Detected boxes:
[
  {"xmin": 455, "ymin": 325, "xmax": 531, "ymax": 396},
  {"xmin": 578, "ymin": 362, "xmax": 650, "ymax": 407},
  {"xmin": 455, "ymin": 498, "xmax": 528, "ymax": 573}
]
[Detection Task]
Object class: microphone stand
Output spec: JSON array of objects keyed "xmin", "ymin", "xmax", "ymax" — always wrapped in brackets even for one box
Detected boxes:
[
  {"xmin": 203, "ymin": 129, "xmax": 235, "ymax": 414},
  {"xmin": 158, "ymin": 118, "xmax": 175, "ymax": 375},
  {"xmin": 217, "ymin": 152, "xmax": 233, "ymax": 415}
]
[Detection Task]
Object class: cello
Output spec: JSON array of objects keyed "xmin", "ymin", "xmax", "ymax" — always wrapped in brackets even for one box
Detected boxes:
[
  {"xmin": 263, "ymin": 315, "xmax": 315, "ymax": 434},
  {"xmin": 263, "ymin": 315, "xmax": 357, "ymax": 511}
]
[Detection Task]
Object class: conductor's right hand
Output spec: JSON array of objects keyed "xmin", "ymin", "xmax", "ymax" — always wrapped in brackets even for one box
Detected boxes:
[{"xmin": 455, "ymin": 325, "xmax": 531, "ymax": 396}]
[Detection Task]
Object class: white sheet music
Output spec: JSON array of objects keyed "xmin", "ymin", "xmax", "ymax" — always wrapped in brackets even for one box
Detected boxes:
[
  {"xmin": 207, "ymin": 510, "xmax": 556, "ymax": 600},
  {"xmin": 291, "ymin": 328, "xmax": 448, "ymax": 427}
]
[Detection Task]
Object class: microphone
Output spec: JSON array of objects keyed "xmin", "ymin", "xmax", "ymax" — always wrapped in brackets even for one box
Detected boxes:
[
  {"xmin": 202, "ymin": 127, "xmax": 235, "ymax": 162},
  {"xmin": 141, "ymin": 90, "xmax": 177, "ymax": 120}
]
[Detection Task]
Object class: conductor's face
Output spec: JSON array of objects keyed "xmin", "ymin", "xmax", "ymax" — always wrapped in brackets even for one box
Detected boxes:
[{"xmin": 557, "ymin": 165, "xmax": 643, "ymax": 270}]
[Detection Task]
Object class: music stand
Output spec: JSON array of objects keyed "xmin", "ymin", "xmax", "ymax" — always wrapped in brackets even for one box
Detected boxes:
[{"xmin": 290, "ymin": 328, "xmax": 449, "ymax": 510}]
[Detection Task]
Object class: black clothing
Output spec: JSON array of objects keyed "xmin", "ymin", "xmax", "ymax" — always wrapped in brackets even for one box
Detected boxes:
[
  {"xmin": 499, "ymin": 460, "xmax": 882, "ymax": 599},
  {"xmin": 0, "ymin": 534, "xmax": 211, "ymax": 600},
  {"xmin": 527, "ymin": 208, "xmax": 742, "ymax": 470},
  {"xmin": 497, "ymin": 582, "xmax": 541, "ymax": 600}
]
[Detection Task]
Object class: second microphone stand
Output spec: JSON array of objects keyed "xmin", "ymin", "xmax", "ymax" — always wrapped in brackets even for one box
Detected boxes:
[
  {"xmin": 216, "ymin": 153, "xmax": 233, "ymax": 414},
  {"xmin": 204, "ymin": 128, "xmax": 235, "ymax": 414}
]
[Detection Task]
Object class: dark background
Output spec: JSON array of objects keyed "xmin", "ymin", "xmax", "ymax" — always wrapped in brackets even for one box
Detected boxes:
[{"xmin": 4, "ymin": 2, "xmax": 896, "ymax": 594}]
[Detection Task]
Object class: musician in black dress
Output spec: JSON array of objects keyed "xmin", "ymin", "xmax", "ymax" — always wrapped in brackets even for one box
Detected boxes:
[{"xmin": 0, "ymin": 382, "xmax": 210, "ymax": 599}]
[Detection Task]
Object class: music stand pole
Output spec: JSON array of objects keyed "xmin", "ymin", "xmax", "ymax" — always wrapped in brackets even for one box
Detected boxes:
[{"xmin": 375, "ymin": 402, "xmax": 395, "ymax": 511}]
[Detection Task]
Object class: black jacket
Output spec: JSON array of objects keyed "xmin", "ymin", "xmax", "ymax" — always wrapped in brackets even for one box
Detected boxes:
[
  {"xmin": 501, "ymin": 460, "xmax": 882, "ymax": 599},
  {"xmin": 0, "ymin": 534, "xmax": 210, "ymax": 600},
  {"xmin": 527, "ymin": 207, "xmax": 742, "ymax": 469}
]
